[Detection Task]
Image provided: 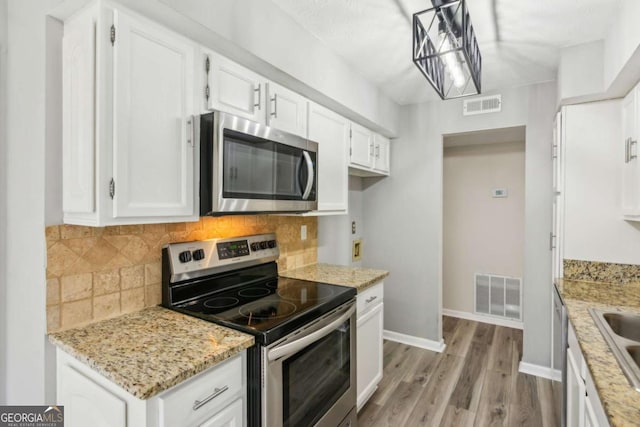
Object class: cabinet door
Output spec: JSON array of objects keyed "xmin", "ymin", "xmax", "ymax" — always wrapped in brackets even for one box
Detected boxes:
[
  {"xmin": 112, "ymin": 10, "xmax": 196, "ymax": 219},
  {"xmin": 205, "ymin": 50, "xmax": 264, "ymax": 123},
  {"xmin": 622, "ymin": 89, "xmax": 640, "ymax": 217},
  {"xmin": 566, "ymin": 349, "xmax": 585, "ymax": 427},
  {"xmin": 267, "ymin": 82, "xmax": 308, "ymax": 138},
  {"xmin": 199, "ymin": 398, "xmax": 243, "ymax": 427},
  {"xmin": 373, "ymin": 134, "xmax": 390, "ymax": 174},
  {"xmin": 58, "ymin": 362, "xmax": 127, "ymax": 427},
  {"xmin": 308, "ymin": 102, "xmax": 349, "ymax": 212},
  {"xmin": 63, "ymin": 14, "xmax": 96, "ymax": 214},
  {"xmin": 356, "ymin": 302, "xmax": 383, "ymax": 411},
  {"xmin": 350, "ymin": 122, "xmax": 373, "ymax": 169}
]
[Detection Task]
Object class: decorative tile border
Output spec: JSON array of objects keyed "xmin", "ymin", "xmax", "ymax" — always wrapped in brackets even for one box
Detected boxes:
[
  {"xmin": 46, "ymin": 215, "xmax": 317, "ymax": 332},
  {"xmin": 563, "ymin": 259, "xmax": 640, "ymax": 285}
]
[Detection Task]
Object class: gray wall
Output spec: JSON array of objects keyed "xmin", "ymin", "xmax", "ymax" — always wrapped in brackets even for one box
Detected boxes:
[
  {"xmin": 0, "ymin": 0, "xmax": 8, "ymax": 405},
  {"xmin": 363, "ymin": 82, "xmax": 556, "ymax": 367},
  {"xmin": 318, "ymin": 177, "xmax": 365, "ymax": 267}
]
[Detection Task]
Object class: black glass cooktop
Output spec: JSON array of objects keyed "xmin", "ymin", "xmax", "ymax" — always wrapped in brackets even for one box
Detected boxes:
[{"xmin": 170, "ymin": 272, "xmax": 356, "ymax": 345}]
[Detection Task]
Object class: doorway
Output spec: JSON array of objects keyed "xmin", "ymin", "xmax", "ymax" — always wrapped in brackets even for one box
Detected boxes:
[{"xmin": 442, "ymin": 126, "xmax": 526, "ymax": 327}]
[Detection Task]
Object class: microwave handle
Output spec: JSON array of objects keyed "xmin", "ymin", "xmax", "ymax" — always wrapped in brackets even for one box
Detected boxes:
[{"xmin": 301, "ymin": 151, "xmax": 314, "ymax": 200}]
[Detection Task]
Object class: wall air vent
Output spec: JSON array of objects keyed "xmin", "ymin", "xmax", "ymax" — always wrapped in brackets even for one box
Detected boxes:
[
  {"xmin": 475, "ymin": 272, "xmax": 521, "ymax": 321},
  {"xmin": 463, "ymin": 94, "xmax": 502, "ymax": 116}
]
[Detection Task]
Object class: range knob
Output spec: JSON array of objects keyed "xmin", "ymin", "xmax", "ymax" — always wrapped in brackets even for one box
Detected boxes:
[
  {"xmin": 192, "ymin": 249, "xmax": 205, "ymax": 261},
  {"xmin": 250, "ymin": 242, "xmax": 261, "ymax": 251},
  {"xmin": 259, "ymin": 241, "xmax": 268, "ymax": 250},
  {"xmin": 178, "ymin": 250, "xmax": 192, "ymax": 263},
  {"xmin": 268, "ymin": 240, "xmax": 276, "ymax": 249}
]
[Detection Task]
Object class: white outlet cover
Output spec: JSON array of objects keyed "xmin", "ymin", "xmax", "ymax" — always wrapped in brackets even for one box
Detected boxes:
[{"xmin": 301, "ymin": 225, "xmax": 307, "ymax": 240}]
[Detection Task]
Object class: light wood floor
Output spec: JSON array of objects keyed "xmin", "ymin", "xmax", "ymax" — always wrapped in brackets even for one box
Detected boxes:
[{"xmin": 358, "ymin": 316, "xmax": 561, "ymax": 427}]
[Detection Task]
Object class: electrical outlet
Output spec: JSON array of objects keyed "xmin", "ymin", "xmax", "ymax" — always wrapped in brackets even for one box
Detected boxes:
[
  {"xmin": 352, "ymin": 221, "xmax": 356, "ymax": 235},
  {"xmin": 301, "ymin": 225, "xmax": 307, "ymax": 241}
]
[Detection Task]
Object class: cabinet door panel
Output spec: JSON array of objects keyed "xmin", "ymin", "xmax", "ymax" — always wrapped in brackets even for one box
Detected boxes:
[
  {"xmin": 373, "ymin": 134, "xmax": 390, "ymax": 174},
  {"xmin": 356, "ymin": 302, "xmax": 383, "ymax": 410},
  {"xmin": 267, "ymin": 82, "xmax": 307, "ymax": 138},
  {"xmin": 350, "ymin": 123, "xmax": 373, "ymax": 169},
  {"xmin": 59, "ymin": 363, "xmax": 127, "ymax": 427},
  {"xmin": 112, "ymin": 10, "xmax": 195, "ymax": 218},
  {"xmin": 63, "ymin": 15, "xmax": 96, "ymax": 213},
  {"xmin": 199, "ymin": 398, "xmax": 243, "ymax": 427},
  {"xmin": 308, "ymin": 103, "xmax": 349, "ymax": 212},
  {"xmin": 206, "ymin": 52, "xmax": 264, "ymax": 123}
]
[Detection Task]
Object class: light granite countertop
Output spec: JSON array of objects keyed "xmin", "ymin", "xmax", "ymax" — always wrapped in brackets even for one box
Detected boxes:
[
  {"xmin": 281, "ymin": 263, "xmax": 389, "ymax": 293},
  {"xmin": 556, "ymin": 279, "xmax": 640, "ymax": 426},
  {"xmin": 48, "ymin": 306, "xmax": 254, "ymax": 399}
]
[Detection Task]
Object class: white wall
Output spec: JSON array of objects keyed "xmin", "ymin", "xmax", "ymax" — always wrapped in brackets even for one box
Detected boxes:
[
  {"xmin": 604, "ymin": 0, "xmax": 640, "ymax": 92},
  {"xmin": 362, "ymin": 82, "xmax": 556, "ymax": 367},
  {"xmin": 318, "ymin": 177, "xmax": 365, "ymax": 267},
  {"xmin": 557, "ymin": 41, "xmax": 605, "ymax": 104},
  {"xmin": 563, "ymin": 100, "xmax": 640, "ymax": 264},
  {"xmin": 4, "ymin": 0, "xmax": 64, "ymax": 404},
  {"xmin": 0, "ymin": 0, "xmax": 8, "ymax": 405},
  {"xmin": 443, "ymin": 141, "xmax": 525, "ymax": 313}
]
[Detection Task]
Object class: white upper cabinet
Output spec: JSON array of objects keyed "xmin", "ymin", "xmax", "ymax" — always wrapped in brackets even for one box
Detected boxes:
[
  {"xmin": 266, "ymin": 81, "xmax": 308, "ymax": 138},
  {"xmin": 308, "ymin": 102, "xmax": 349, "ymax": 213},
  {"xmin": 112, "ymin": 10, "xmax": 196, "ymax": 219},
  {"xmin": 62, "ymin": 3, "xmax": 198, "ymax": 226},
  {"xmin": 622, "ymin": 83, "xmax": 640, "ymax": 219},
  {"xmin": 349, "ymin": 124, "xmax": 391, "ymax": 177},
  {"xmin": 203, "ymin": 49, "xmax": 265, "ymax": 123},
  {"xmin": 372, "ymin": 133, "xmax": 390, "ymax": 175},
  {"xmin": 349, "ymin": 122, "xmax": 374, "ymax": 170}
]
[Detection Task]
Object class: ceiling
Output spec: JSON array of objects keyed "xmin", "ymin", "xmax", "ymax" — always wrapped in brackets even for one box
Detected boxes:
[{"xmin": 271, "ymin": 0, "xmax": 621, "ymax": 105}]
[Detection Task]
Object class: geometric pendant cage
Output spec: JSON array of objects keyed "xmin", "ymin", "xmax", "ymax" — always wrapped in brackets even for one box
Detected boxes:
[{"xmin": 413, "ymin": 0, "xmax": 482, "ymax": 99}]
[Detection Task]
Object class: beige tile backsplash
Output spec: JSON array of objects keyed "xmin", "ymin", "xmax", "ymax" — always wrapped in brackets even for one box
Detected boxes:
[{"xmin": 45, "ymin": 215, "xmax": 318, "ymax": 332}]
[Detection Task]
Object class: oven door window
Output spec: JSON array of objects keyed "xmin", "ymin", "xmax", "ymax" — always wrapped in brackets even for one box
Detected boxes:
[
  {"xmin": 222, "ymin": 129, "xmax": 315, "ymax": 200},
  {"xmin": 282, "ymin": 319, "xmax": 351, "ymax": 427}
]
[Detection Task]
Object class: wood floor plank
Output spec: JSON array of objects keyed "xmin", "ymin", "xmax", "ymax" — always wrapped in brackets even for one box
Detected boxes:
[
  {"xmin": 403, "ymin": 353, "xmax": 465, "ymax": 426},
  {"xmin": 473, "ymin": 370, "xmax": 511, "ymax": 427},
  {"xmin": 445, "ymin": 318, "xmax": 477, "ymax": 357},
  {"xmin": 537, "ymin": 377, "xmax": 561, "ymax": 427},
  {"xmin": 508, "ymin": 372, "xmax": 544, "ymax": 426},
  {"xmin": 359, "ymin": 318, "xmax": 558, "ymax": 427},
  {"xmin": 487, "ymin": 326, "xmax": 513, "ymax": 374},
  {"xmin": 449, "ymin": 341, "xmax": 488, "ymax": 411},
  {"xmin": 440, "ymin": 405, "xmax": 475, "ymax": 427}
]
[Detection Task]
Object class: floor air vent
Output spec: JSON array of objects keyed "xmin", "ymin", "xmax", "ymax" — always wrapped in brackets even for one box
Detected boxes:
[
  {"xmin": 463, "ymin": 94, "xmax": 502, "ymax": 116},
  {"xmin": 475, "ymin": 273, "xmax": 521, "ymax": 321}
]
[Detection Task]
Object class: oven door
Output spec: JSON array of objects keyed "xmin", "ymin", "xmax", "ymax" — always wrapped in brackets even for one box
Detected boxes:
[{"xmin": 263, "ymin": 301, "xmax": 356, "ymax": 427}]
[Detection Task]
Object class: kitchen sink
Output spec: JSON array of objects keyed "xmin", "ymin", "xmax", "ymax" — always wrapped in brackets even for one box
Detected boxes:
[
  {"xmin": 602, "ymin": 312, "xmax": 640, "ymax": 341},
  {"xmin": 589, "ymin": 309, "xmax": 640, "ymax": 392}
]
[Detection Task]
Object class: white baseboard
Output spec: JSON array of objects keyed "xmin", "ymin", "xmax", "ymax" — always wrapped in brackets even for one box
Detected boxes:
[
  {"xmin": 442, "ymin": 308, "xmax": 524, "ymax": 330},
  {"xmin": 519, "ymin": 361, "xmax": 562, "ymax": 381},
  {"xmin": 383, "ymin": 330, "xmax": 446, "ymax": 353}
]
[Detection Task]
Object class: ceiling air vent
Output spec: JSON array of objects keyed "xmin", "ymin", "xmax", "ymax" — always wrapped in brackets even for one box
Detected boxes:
[{"xmin": 463, "ymin": 94, "xmax": 502, "ymax": 116}]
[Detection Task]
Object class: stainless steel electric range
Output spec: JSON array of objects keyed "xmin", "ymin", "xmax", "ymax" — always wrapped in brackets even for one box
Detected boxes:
[{"xmin": 162, "ymin": 233, "xmax": 357, "ymax": 427}]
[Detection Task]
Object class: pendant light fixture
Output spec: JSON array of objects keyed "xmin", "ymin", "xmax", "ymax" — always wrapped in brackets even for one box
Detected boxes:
[{"xmin": 413, "ymin": 0, "xmax": 481, "ymax": 100}]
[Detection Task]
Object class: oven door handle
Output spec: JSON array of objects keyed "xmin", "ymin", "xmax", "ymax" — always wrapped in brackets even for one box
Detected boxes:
[{"xmin": 267, "ymin": 304, "xmax": 354, "ymax": 362}]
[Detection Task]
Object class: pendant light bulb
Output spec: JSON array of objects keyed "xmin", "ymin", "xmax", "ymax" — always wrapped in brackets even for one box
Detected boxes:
[{"xmin": 439, "ymin": 32, "xmax": 466, "ymax": 88}]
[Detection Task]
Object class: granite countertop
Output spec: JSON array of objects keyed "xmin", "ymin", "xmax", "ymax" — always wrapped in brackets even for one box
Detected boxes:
[
  {"xmin": 281, "ymin": 263, "xmax": 389, "ymax": 292},
  {"xmin": 48, "ymin": 306, "xmax": 254, "ymax": 399},
  {"xmin": 556, "ymin": 279, "xmax": 640, "ymax": 426}
]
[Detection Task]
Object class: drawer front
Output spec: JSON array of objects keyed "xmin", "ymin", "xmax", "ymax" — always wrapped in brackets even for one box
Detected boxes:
[
  {"xmin": 159, "ymin": 355, "xmax": 243, "ymax": 427},
  {"xmin": 357, "ymin": 282, "xmax": 384, "ymax": 315}
]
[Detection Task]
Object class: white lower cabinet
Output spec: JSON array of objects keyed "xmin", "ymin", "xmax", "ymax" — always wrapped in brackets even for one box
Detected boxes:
[
  {"xmin": 566, "ymin": 323, "xmax": 609, "ymax": 427},
  {"xmin": 56, "ymin": 349, "xmax": 246, "ymax": 427},
  {"xmin": 356, "ymin": 281, "xmax": 384, "ymax": 411}
]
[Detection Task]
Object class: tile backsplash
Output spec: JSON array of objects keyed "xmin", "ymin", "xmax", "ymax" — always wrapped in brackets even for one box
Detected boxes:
[
  {"xmin": 46, "ymin": 216, "xmax": 317, "ymax": 332},
  {"xmin": 563, "ymin": 259, "xmax": 640, "ymax": 285}
]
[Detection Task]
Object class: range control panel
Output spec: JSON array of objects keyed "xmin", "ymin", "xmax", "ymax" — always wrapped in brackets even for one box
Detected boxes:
[{"xmin": 166, "ymin": 233, "xmax": 279, "ymax": 278}]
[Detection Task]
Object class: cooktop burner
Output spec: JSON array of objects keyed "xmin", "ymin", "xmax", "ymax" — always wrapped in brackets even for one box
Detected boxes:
[{"xmin": 162, "ymin": 234, "xmax": 356, "ymax": 345}]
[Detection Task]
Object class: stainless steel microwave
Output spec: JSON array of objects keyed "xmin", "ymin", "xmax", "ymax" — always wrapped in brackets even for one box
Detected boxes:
[{"xmin": 199, "ymin": 112, "xmax": 318, "ymax": 215}]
